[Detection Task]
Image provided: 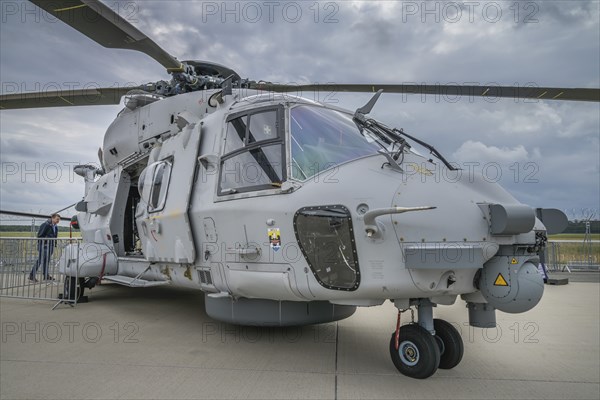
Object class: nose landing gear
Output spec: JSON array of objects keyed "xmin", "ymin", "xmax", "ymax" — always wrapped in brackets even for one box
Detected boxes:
[
  {"xmin": 433, "ymin": 318, "xmax": 464, "ymax": 369},
  {"xmin": 389, "ymin": 323, "xmax": 440, "ymax": 379},
  {"xmin": 389, "ymin": 301, "xmax": 464, "ymax": 379}
]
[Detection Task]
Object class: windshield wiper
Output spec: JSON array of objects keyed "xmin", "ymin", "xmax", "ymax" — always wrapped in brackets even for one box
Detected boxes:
[
  {"xmin": 354, "ymin": 118, "xmax": 458, "ymax": 171},
  {"xmin": 352, "ymin": 116, "xmax": 404, "ymax": 170},
  {"xmin": 391, "ymin": 127, "xmax": 458, "ymax": 171},
  {"xmin": 353, "ymin": 90, "xmax": 406, "ymax": 160},
  {"xmin": 352, "ymin": 89, "xmax": 458, "ymax": 171}
]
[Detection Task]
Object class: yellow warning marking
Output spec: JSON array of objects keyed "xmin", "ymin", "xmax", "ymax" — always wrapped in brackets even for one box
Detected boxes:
[
  {"xmin": 537, "ymin": 91, "xmax": 548, "ymax": 99},
  {"xmin": 553, "ymin": 92, "xmax": 564, "ymax": 99},
  {"xmin": 482, "ymin": 88, "xmax": 490, "ymax": 96},
  {"xmin": 511, "ymin": 257, "xmax": 518, "ymax": 264},
  {"xmin": 406, "ymin": 162, "xmax": 433, "ymax": 176},
  {"xmin": 54, "ymin": 3, "xmax": 88, "ymax": 12},
  {"xmin": 494, "ymin": 273, "xmax": 508, "ymax": 286},
  {"xmin": 166, "ymin": 64, "xmax": 185, "ymax": 73}
]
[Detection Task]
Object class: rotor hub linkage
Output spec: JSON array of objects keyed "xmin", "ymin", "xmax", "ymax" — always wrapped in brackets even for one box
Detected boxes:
[{"xmin": 141, "ymin": 62, "xmax": 251, "ymax": 97}]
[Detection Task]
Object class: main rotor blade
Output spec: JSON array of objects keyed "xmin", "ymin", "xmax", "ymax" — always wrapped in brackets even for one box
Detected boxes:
[
  {"xmin": 0, "ymin": 87, "xmax": 139, "ymax": 109},
  {"xmin": 249, "ymin": 83, "xmax": 600, "ymax": 102},
  {"xmin": 0, "ymin": 210, "xmax": 73, "ymax": 221},
  {"xmin": 29, "ymin": 0, "xmax": 183, "ymax": 72}
]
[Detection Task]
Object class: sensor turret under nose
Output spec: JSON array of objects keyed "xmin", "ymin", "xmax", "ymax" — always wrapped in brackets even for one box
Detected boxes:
[{"xmin": 478, "ymin": 254, "xmax": 543, "ymax": 313}]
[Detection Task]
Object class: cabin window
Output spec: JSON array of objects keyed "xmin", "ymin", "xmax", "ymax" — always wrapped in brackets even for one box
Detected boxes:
[
  {"xmin": 219, "ymin": 107, "xmax": 285, "ymax": 195},
  {"xmin": 294, "ymin": 205, "xmax": 360, "ymax": 291},
  {"xmin": 138, "ymin": 160, "xmax": 172, "ymax": 212},
  {"xmin": 149, "ymin": 161, "xmax": 171, "ymax": 211}
]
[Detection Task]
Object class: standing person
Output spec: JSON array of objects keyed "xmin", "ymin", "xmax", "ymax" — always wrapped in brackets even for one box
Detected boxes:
[{"xmin": 29, "ymin": 213, "xmax": 60, "ymax": 282}]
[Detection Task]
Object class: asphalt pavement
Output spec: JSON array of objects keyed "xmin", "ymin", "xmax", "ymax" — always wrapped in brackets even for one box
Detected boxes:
[{"xmin": 1, "ymin": 279, "xmax": 598, "ymax": 399}]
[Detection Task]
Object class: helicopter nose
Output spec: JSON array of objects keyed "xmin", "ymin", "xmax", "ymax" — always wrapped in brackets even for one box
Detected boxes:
[{"xmin": 387, "ymin": 180, "xmax": 490, "ymax": 245}]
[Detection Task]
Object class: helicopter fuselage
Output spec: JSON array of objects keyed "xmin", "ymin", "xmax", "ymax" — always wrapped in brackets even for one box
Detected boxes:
[{"xmin": 62, "ymin": 89, "xmax": 553, "ymax": 328}]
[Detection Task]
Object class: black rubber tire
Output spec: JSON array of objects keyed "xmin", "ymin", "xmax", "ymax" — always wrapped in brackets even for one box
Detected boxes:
[
  {"xmin": 78, "ymin": 278, "xmax": 86, "ymax": 299},
  {"xmin": 434, "ymin": 319, "xmax": 464, "ymax": 370},
  {"xmin": 63, "ymin": 276, "xmax": 83, "ymax": 301},
  {"xmin": 389, "ymin": 324, "xmax": 441, "ymax": 379}
]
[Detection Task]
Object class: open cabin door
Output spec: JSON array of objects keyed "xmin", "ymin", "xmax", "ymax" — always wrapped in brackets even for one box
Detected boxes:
[{"xmin": 136, "ymin": 123, "xmax": 201, "ymax": 263}]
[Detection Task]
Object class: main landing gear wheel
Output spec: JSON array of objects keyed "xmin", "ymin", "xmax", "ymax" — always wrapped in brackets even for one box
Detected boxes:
[
  {"xmin": 63, "ymin": 277, "xmax": 85, "ymax": 301},
  {"xmin": 389, "ymin": 324, "xmax": 441, "ymax": 379},
  {"xmin": 433, "ymin": 318, "xmax": 464, "ymax": 370}
]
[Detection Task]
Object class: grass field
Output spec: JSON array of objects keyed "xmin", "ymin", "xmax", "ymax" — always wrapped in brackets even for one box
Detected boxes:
[
  {"xmin": 546, "ymin": 234, "xmax": 599, "ymax": 265},
  {"xmin": 548, "ymin": 233, "xmax": 600, "ymax": 240},
  {"xmin": 547, "ymin": 242, "xmax": 599, "ymax": 265}
]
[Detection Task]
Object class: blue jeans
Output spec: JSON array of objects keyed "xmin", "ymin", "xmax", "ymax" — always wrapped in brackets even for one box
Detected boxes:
[{"xmin": 30, "ymin": 244, "xmax": 54, "ymax": 279}]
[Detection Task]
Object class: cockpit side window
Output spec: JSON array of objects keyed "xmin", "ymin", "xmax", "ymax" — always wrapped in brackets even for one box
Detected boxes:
[
  {"xmin": 224, "ymin": 117, "xmax": 246, "ymax": 154},
  {"xmin": 248, "ymin": 111, "xmax": 278, "ymax": 144},
  {"xmin": 219, "ymin": 106, "xmax": 285, "ymax": 195},
  {"xmin": 290, "ymin": 105, "xmax": 382, "ymax": 180}
]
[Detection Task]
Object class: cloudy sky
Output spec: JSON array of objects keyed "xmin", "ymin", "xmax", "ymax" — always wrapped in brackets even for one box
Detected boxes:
[{"xmin": 1, "ymin": 0, "xmax": 599, "ymax": 222}]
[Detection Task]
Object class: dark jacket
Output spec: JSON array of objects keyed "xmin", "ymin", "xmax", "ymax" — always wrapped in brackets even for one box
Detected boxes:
[{"xmin": 37, "ymin": 219, "xmax": 58, "ymax": 252}]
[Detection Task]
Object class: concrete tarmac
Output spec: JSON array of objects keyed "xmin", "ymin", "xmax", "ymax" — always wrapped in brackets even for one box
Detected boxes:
[
  {"xmin": 549, "ymin": 271, "xmax": 600, "ymax": 283},
  {"xmin": 1, "ymin": 281, "xmax": 598, "ymax": 399}
]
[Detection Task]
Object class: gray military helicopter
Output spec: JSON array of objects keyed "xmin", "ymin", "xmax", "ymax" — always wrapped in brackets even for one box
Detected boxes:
[{"xmin": 2, "ymin": 0, "xmax": 599, "ymax": 380}]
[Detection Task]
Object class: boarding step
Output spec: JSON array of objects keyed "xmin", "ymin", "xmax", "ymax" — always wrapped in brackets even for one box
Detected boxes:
[{"xmin": 103, "ymin": 275, "xmax": 169, "ymax": 288}]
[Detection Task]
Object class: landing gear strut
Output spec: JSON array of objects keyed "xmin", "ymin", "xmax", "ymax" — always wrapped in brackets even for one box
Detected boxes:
[{"xmin": 389, "ymin": 300, "xmax": 464, "ymax": 379}]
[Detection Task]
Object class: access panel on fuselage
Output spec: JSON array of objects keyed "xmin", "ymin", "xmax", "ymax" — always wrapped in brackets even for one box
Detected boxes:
[{"xmin": 136, "ymin": 123, "xmax": 201, "ymax": 263}]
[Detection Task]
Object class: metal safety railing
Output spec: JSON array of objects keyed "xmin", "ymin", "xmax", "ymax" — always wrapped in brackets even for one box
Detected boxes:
[
  {"xmin": 0, "ymin": 238, "xmax": 81, "ymax": 307},
  {"xmin": 545, "ymin": 241, "xmax": 562, "ymax": 271},
  {"xmin": 545, "ymin": 241, "xmax": 599, "ymax": 272}
]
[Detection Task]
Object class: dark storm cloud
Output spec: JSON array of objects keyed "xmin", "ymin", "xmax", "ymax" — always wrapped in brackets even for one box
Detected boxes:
[
  {"xmin": 0, "ymin": 137, "xmax": 43, "ymax": 158},
  {"xmin": 0, "ymin": 0, "xmax": 598, "ymax": 215},
  {"xmin": 531, "ymin": 0, "xmax": 596, "ymax": 24}
]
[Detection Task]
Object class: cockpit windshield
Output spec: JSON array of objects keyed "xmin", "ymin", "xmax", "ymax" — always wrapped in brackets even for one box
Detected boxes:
[{"xmin": 290, "ymin": 106, "xmax": 383, "ymax": 180}]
